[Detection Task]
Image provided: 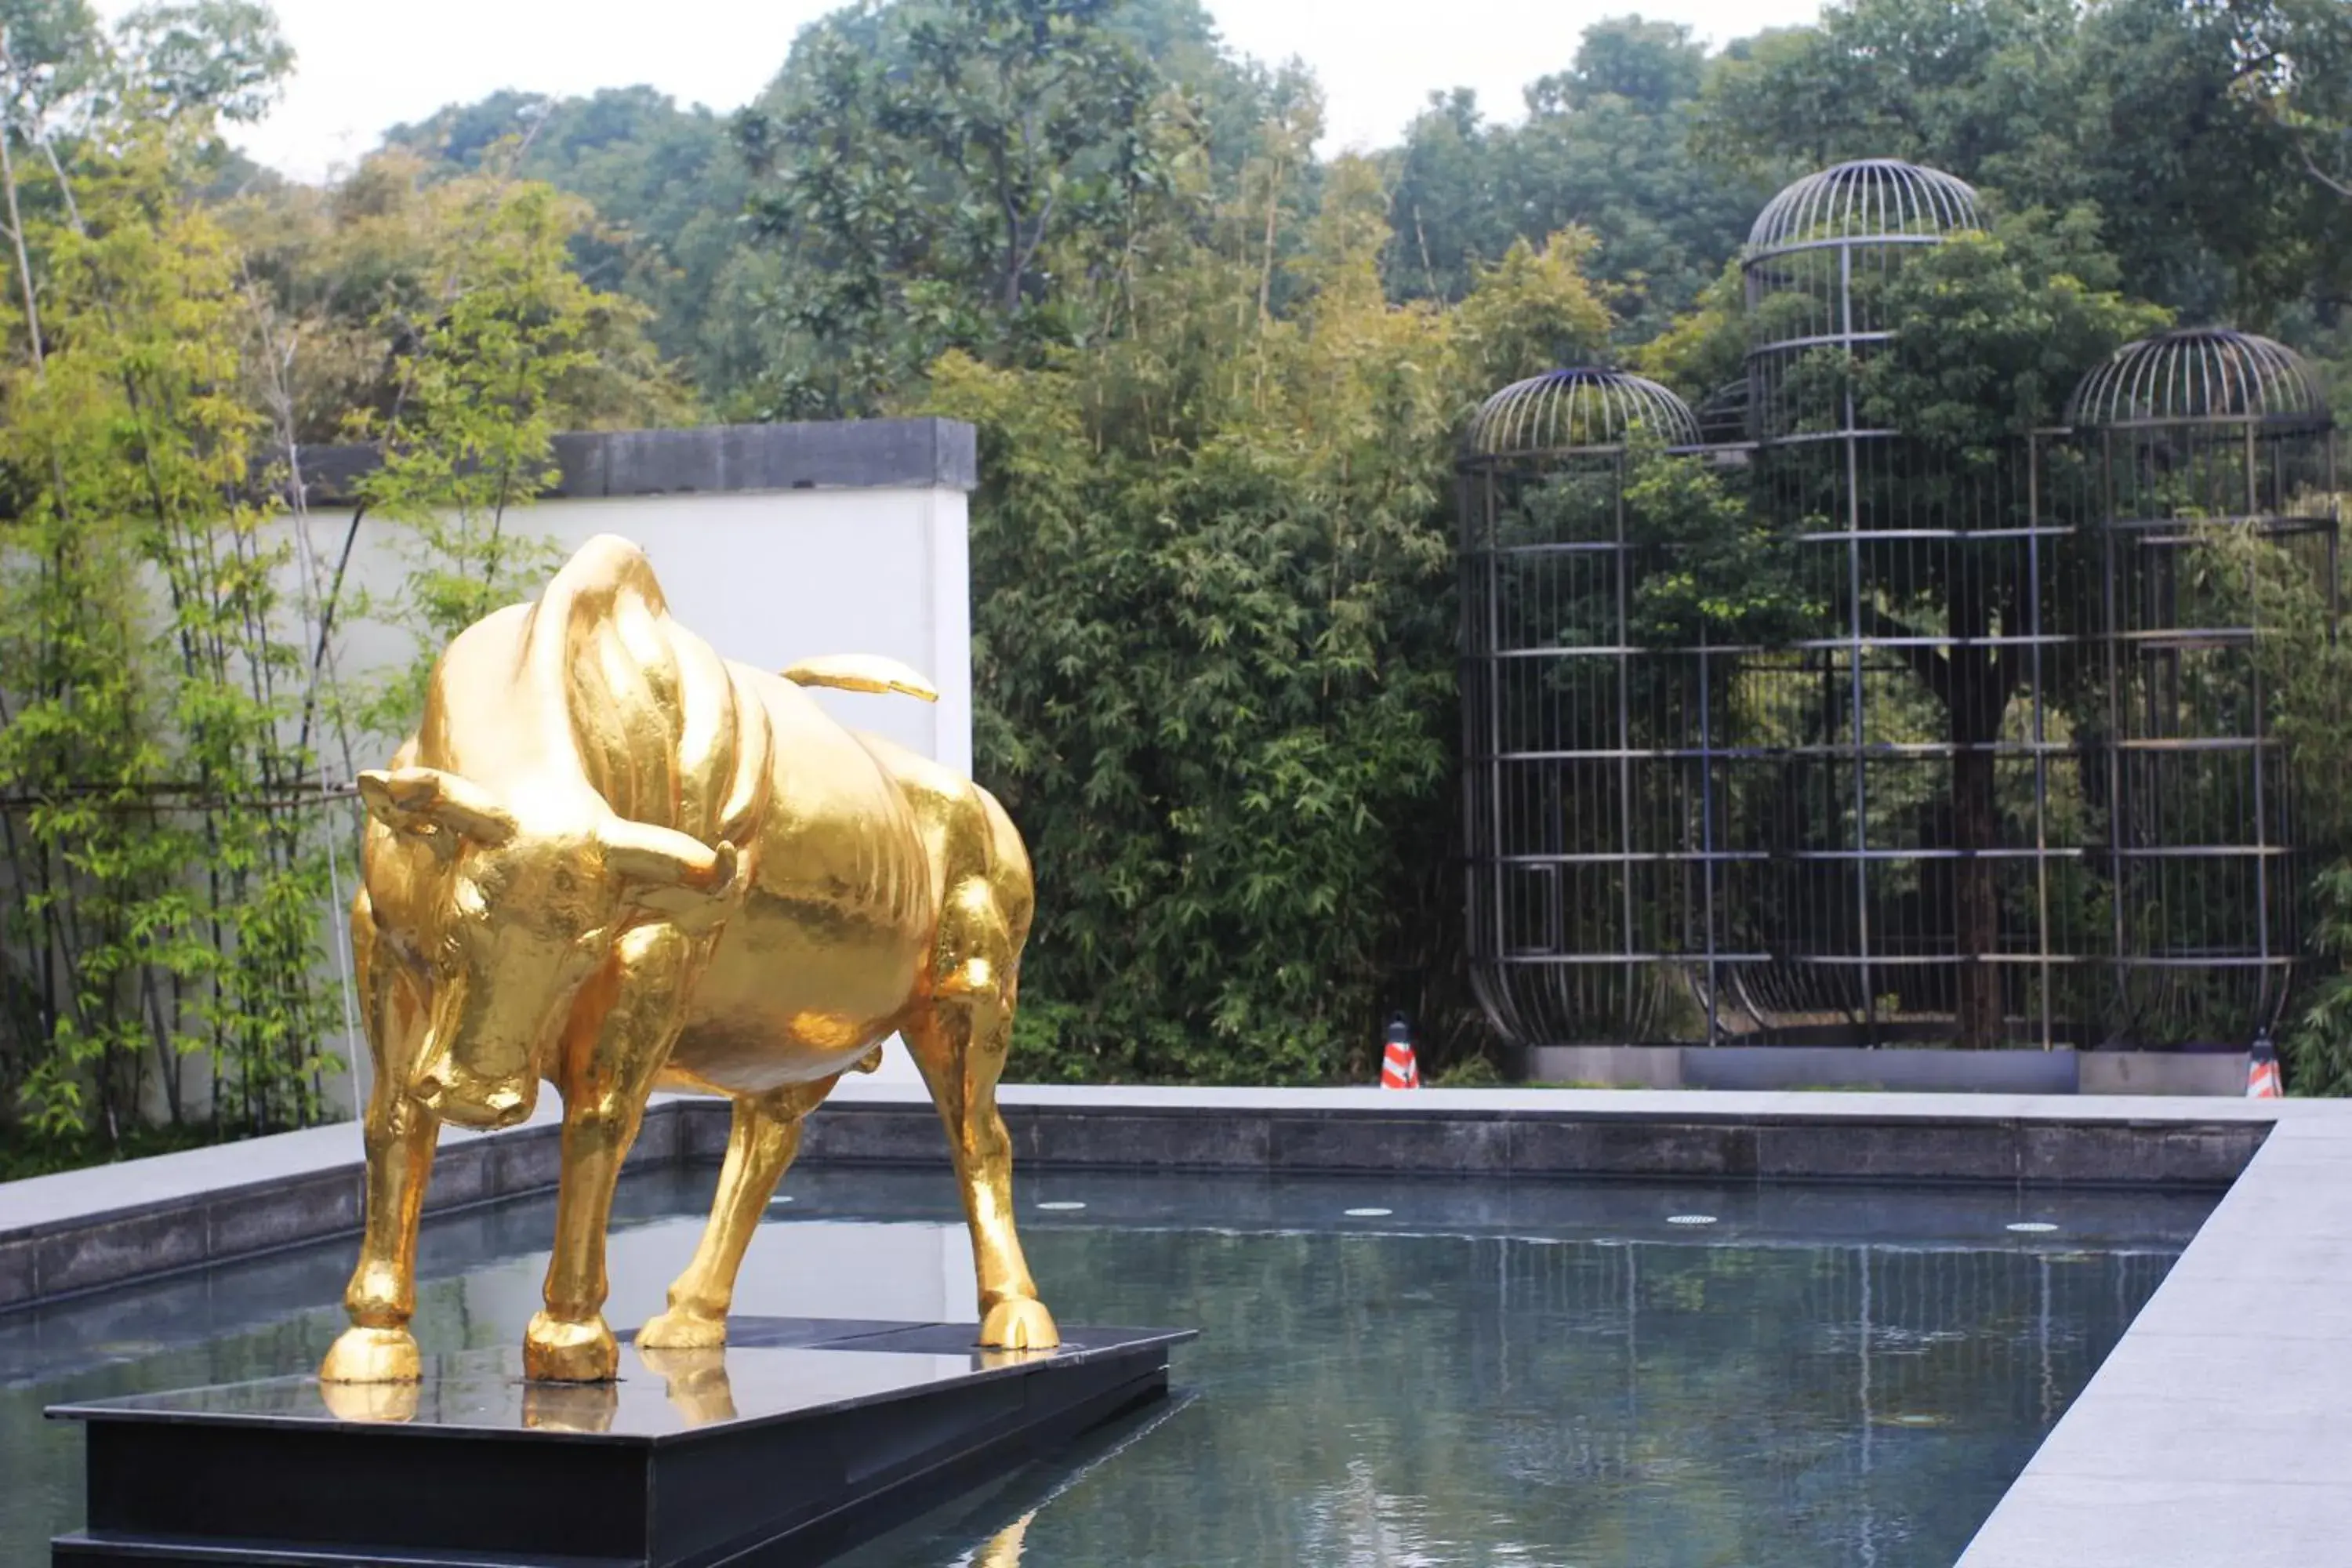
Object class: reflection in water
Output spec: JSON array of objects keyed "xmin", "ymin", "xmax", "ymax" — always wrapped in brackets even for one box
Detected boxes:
[
  {"xmin": 845, "ymin": 1226, "xmax": 2187, "ymax": 1568},
  {"xmin": 318, "ymin": 1378, "xmax": 420, "ymax": 1425},
  {"xmin": 3, "ymin": 1170, "xmax": 2212, "ymax": 1568},
  {"xmin": 921, "ymin": 1394, "xmax": 1200, "ymax": 1568},
  {"xmin": 314, "ymin": 1345, "xmax": 749, "ymax": 1433},
  {"xmin": 521, "ymin": 1378, "xmax": 619, "ymax": 1434},
  {"xmin": 967, "ymin": 1511, "xmax": 1034, "ymax": 1567},
  {"xmin": 636, "ymin": 1344, "xmax": 739, "ymax": 1425}
]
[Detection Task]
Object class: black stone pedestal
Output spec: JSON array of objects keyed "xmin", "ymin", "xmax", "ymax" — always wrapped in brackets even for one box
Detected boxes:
[{"xmin": 47, "ymin": 1318, "xmax": 1192, "ymax": 1566}]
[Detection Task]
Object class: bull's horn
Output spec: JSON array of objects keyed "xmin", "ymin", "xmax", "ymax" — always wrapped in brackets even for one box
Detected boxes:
[
  {"xmin": 781, "ymin": 655, "xmax": 938, "ymax": 703},
  {"xmin": 603, "ymin": 820, "xmax": 737, "ymax": 896},
  {"xmin": 357, "ymin": 768, "xmax": 517, "ymax": 847}
]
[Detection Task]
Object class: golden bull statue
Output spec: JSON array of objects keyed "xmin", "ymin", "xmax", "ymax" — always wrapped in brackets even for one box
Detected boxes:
[{"xmin": 321, "ymin": 535, "xmax": 1057, "ymax": 1385}]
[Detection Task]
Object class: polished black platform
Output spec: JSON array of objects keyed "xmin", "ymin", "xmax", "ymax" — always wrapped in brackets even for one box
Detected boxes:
[{"xmin": 47, "ymin": 1318, "xmax": 1193, "ymax": 1566}]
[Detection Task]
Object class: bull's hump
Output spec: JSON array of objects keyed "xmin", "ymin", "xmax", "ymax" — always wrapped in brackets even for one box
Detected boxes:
[{"xmin": 414, "ymin": 607, "xmax": 571, "ymax": 782}]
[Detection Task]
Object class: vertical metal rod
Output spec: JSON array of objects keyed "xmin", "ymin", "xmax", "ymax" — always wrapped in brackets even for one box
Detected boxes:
[
  {"xmin": 2102, "ymin": 429, "xmax": 2126, "ymax": 1021},
  {"xmin": 1842, "ymin": 238, "xmax": 1874, "ymax": 1036},
  {"xmin": 1700, "ymin": 632, "xmax": 1720, "ymax": 1045},
  {"xmin": 1460, "ymin": 471, "xmax": 1483, "ymax": 979},
  {"xmin": 2246, "ymin": 423, "xmax": 2272, "ymax": 1007},
  {"xmin": 1486, "ymin": 474, "xmax": 1507, "ymax": 985},
  {"xmin": 1616, "ymin": 450, "xmax": 1638, "ymax": 1033},
  {"xmin": 2030, "ymin": 437, "xmax": 2053, "ymax": 1050}
]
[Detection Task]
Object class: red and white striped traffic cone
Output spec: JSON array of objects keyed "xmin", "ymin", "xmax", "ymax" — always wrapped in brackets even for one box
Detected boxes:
[
  {"xmin": 1379, "ymin": 1014, "xmax": 1420, "ymax": 1090},
  {"xmin": 2247, "ymin": 1032, "xmax": 2283, "ymax": 1099}
]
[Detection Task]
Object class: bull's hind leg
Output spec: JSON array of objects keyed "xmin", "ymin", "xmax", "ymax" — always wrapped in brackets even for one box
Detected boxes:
[
  {"xmin": 906, "ymin": 792, "xmax": 1057, "ymax": 1350},
  {"xmin": 638, "ymin": 1079, "xmax": 836, "ymax": 1350}
]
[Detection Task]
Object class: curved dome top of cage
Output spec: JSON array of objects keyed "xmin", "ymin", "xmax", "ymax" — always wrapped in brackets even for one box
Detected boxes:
[
  {"xmin": 1462, "ymin": 368, "xmax": 1700, "ymax": 460},
  {"xmin": 1744, "ymin": 158, "xmax": 1980, "ymax": 254},
  {"xmin": 2067, "ymin": 328, "xmax": 2333, "ymax": 430}
]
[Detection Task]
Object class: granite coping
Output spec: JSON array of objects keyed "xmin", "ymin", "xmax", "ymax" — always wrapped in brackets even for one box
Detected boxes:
[
  {"xmin": 1955, "ymin": 1101, "xmax": 2352, "ymax": 1566},
  {"xmin": 836, "ymin": 1080, "xmax": 2302, "ymax": 1124},
  {"xmin": 780, "ymin": 1083, "xmax": 2283, "ymax": 1189}
]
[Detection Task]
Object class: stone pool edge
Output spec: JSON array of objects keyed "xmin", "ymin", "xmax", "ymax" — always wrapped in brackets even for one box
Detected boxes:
[
  {"xmin": 0, "ymin": 1086, "xmax": 2288, "ymax": 1313},
  {"xmin": 1952, "ymin": 1098, "xmax": 2352, "ymax": 1567}
]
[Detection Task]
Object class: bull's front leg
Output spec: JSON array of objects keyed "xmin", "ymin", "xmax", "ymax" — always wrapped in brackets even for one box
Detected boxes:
[
  {"xmin": 323, "ymin": 895, "xmax": 439, "ymax": 1385},
  {"xmin": 320, "ymin": 1083, "xmax": 439, "ymax": 1382},
  {"xmin": 524, "ymin": 923, "xmax": 694, "ymax": 1382}
]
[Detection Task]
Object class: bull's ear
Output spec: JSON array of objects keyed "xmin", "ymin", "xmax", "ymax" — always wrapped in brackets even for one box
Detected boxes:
[
  {"xmin": 357, "ymin": 768, "xmax": 517, "ymax": 848},
  {"xmin": 604, "ymin": 822, "xmax": 739, "ymax": 927}
]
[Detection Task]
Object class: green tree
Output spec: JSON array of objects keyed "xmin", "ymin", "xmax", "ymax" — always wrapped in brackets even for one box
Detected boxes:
[
  {"xmin": 0, "ymin": 111, "xmax": 339, "ymax": 1146},
  {"xmin": 383, "ymin": 86, "xmax": 752, "ymax": 394},
  {"xmin": 2190, "ymin": 523, "xmax": 2352, "ymax": 1091},
  {"xmin": 1385, "ymin": 19, "xmax": 1764, "ymax": 342},
  {"xmin": 343, "ymin": 177, "xmax": 615, "ymax": 739},
  {"xmin": 733, "ymin": 0, "xmax": 1171, "ymax": 416}
]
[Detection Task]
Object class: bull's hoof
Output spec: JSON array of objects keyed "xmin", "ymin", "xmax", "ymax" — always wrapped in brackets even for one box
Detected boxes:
[
  {"xmin": 319, "ymin": 1325, "xmax": 419, "ymax": 1385},
  {"xmin": 636, "ymin": 1305, "xmax": 728, "ymax": 1351},
  {"xmin": 978, "ymin": 1296, "xmax": 1060, "ymax": 1351},
  {"xmin": 523, "ymin": 1311, "xmax": 618, "ymax": 1382}
]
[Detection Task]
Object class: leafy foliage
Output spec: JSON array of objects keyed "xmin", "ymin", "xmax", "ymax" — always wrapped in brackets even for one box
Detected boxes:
[
  {"xmin": 732, "ymin": 0, "xmax": 1172, "ymax": 417},
  {"xmin": 10, "ymin": 0, "xmax": 2352, "ymax": 1120},
  {"xmin": 0, "ymin": 25, "xmax": 677, "ymax": 1155},
  {"xmin": 382, "ymin": 86, "xmax": 753, "ymax": 396},
  {"xmin": 1383, "ymin": 19, "xmax": 1765, "ymax": 341},
  {"xmin": 1691, "ymin": 0, "xmax": 2352, "ymax": 326},
  {"xmin": 342, "ymin": 179, "xmax": 619, "ymax": 738},
  {"xmin": 0, "ymin": 117, "xmax": 340, "ymax": 1142},
  {"xmin": 924, "ymin": 161, "xmax": 1610, "ymax": 1083},
  {"xmin": 2185, "ymin": 523, "xmax": 2352, "ymax": 1094}
]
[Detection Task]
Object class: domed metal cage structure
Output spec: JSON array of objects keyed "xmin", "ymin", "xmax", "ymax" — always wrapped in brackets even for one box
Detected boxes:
[
  {"xmin": 2069, "ymin": 328, "xmax": 2331, "ymax": 430},
  {"xmin": 1466, "ymin": 368, "xmax": 1703, "ymax": 457},
  {"xmin": 1461, "ymin": 167, "xmax": 2343, "ymax": 1058},
  {"xmin": 1747, "ymin": 158, "xmax": 1982, "ymax": 252},
  {"xmin": 2063, "ymin": 329, "xmax": 2339, "ymax": 1044},
  {"xmin": 1744, "ymin": 159, "xmax": 1982, "ymax": 444},
  {"xmin": 1735, "ymin": 158, "xmax": 2081, "ymax": 1047},
  {"xmin": 1458, "ymin": 370, "xmax": 1715, "ymax": 1046}
]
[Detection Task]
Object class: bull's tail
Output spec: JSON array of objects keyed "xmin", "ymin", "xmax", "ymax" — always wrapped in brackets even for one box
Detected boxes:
[{"xmin": 781, "ymin": 655, "xmax": 938, "ymax": 702}]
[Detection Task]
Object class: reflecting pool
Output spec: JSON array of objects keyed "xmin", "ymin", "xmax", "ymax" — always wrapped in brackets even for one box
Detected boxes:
[{"xmin": 0, "ymin": 1165, "xmax": 2214, "ymax": 1566}]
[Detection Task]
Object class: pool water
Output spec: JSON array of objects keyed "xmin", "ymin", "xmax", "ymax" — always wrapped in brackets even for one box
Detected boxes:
[{"xmin": 0, "ymin": 1166, "xmax": 2212, "ymax": 1566}]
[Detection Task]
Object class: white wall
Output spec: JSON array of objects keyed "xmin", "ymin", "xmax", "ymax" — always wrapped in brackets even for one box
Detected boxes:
[
  {"xmin": 306, "ymin": 486, "xmax": 971, "ymax": 775},
  {"xmin": 301, "ymin": 482, "xmax": 972, "ymax": 1105}
]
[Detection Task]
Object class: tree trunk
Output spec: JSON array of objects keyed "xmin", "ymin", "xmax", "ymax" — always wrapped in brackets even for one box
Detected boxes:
[{"xmin": 1948, "ymin": 648, "xmax": 2006, "ymax": 1050}]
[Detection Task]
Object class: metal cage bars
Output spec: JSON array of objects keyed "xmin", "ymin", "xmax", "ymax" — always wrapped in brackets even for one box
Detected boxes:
[{"xmin": 1461, "ymin": 163, "xmax": 2341, "ymax": 1051}]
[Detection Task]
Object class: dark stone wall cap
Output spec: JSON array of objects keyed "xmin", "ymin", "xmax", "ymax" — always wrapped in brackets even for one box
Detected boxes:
[{"xmin": 285, "ymin": 417, "xmax": 978, "ymax": 505}]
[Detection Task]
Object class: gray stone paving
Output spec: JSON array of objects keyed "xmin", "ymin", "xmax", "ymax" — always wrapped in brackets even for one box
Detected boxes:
[{"xmin": 1957, "ymin": 1097, "xmax": 2352, "ymax": 1566}]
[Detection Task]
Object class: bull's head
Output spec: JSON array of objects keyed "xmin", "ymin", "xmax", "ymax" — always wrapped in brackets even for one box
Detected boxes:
[{"xmin": 358, "ymin": 767, "xmax": 741, "ymax": 1130}]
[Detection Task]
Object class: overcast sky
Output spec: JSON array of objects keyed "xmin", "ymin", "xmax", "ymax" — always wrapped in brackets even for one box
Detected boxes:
[{"xmin": 94, "ymin": 0, "xmax": 1828, "ymax": 183}]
